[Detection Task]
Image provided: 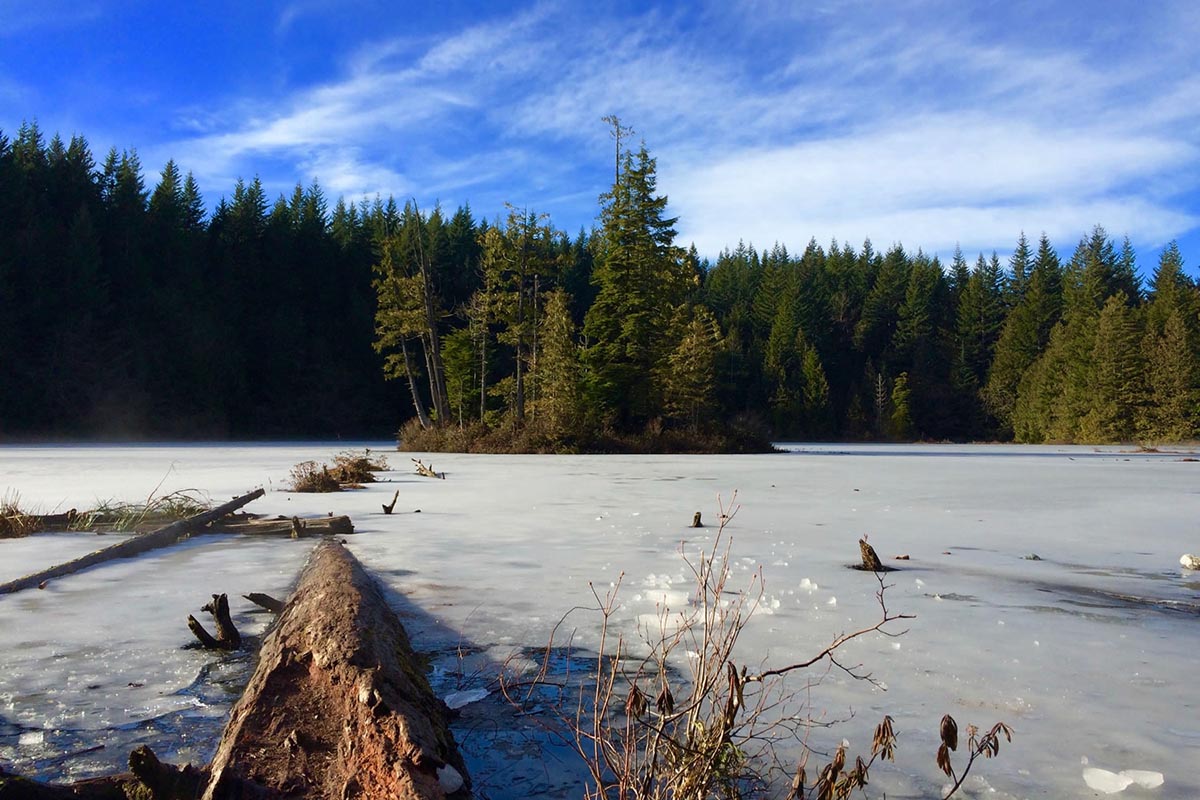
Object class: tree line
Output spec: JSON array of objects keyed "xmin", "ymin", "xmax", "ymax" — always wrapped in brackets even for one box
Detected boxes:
[{"xmin": 2, "ymin": 119, "xmax": 1197, "ymax": 445}]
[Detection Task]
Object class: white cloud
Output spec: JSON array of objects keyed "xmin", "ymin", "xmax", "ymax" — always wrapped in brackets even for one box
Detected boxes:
[
  {"xmin": 665, "ymin": 115, "xmax": 1197, "ymax": 255},
  {"xmin": 150, "ymin": 0, "xmax": 1200, "ymax": 258}
]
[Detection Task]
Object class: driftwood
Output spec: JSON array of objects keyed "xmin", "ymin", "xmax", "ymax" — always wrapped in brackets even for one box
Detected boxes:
[
  {"xmin": 217, "ymin": 515, "xmax": 354, "ymax": 537},
  {"xmin": 411, "ymin": 459, "xmax": 445, "ymax": 480},
  {"xmin": 383, "ymin": 490, "xmax": 400, "ymax": 515},
  {"xmin": 242, "ymin": 593, "xmax": 285, "ymax": 614},
  {"xmin": 202, "ymin": 540, "xmax": 468, "ymax": 799},
  {"xmin": 0, "ymin": 489, "xmax": 266, "ymax": 596},
  {"xmin": 188, "ymin": 594, "xmax": 241, "ymax": 650}
]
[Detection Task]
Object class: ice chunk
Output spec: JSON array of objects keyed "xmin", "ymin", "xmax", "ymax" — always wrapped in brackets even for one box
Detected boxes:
[
  {"xmin": 438, "ymin": 764, "xmax": 465, "ymax": 793},
  {"xmin": 1082, "ymin": 767, "xmax": 1133, "ymax": 793},
  {"xmin": 18, "ymin": 730, "xmax": 44, "ymax": 746},
  {"xmin": 1120, "ymin": 770, "xmax": 1164, "ymax": 789},
  {"xmin": 443, "ymin": 688, "xmax": 490, "ymax": 710},
  {"xmin": 1180, "ymin": 553, "xmax": 1200, "ymax": 570}
]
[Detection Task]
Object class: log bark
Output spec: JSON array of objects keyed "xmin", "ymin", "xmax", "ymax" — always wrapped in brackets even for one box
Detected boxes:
[
  {"xmin": 202, "ymin": 540, "xmax": 468, "ymax": 800},
  {"xmin": 0, "ymin": 489, "xmax": 266, "ymax": 596}
]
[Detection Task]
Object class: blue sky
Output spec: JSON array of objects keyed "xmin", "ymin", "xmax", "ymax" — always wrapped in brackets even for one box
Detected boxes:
[{"xmin": 3, "ymin": 0, "xmax": 1199, "ymax": 272}]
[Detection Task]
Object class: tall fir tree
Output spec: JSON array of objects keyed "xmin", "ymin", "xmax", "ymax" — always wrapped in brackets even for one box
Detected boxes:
[{"xmin": 583, "ymin": 138, "xmax": 689, "ymax": 424}]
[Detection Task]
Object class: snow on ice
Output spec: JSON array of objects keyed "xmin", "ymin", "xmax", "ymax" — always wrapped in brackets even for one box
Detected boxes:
[{"xmin": 0, "ymin": 442, "xmax": 1196, "ymax": 797}]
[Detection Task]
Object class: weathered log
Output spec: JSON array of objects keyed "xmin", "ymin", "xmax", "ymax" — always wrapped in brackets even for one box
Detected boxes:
[
  {"xmin": 202, "ymin": 540, "xmax": 468, "ymax": 800},
  {"xmin": 0, "ymin": 489, "xmax": 266, "ymax": 596},
  {"xmin": 411, "ymin": 459, "xmax": 445, "ymax": 480},
  {"xmin": 242, "ymin": 593, "xmax": 285, "ymax": 614},
  {"xmin": 217, "ymin": 515, "xmax": 354, "ymax": 537},
  {"xmin": 691, "ymin": 511, "xmax": 703, "ymax": 528},
  {"xmin": 383, "ymin": 490, "xmax": 400, "ymax": 515}
]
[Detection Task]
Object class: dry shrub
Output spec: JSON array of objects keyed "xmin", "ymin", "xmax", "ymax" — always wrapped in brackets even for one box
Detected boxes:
[
  {"xmin": 396, "ymin": 417, "xmax": 776, "ymax": 455},
  {"xmin": 288, "ymin": 460, "xmax": 341, "ymax": 493},
  {"xmin": 503, "ymin": 495, "xmax": 1009, "ymax": 799},
  {"xmin": 328, "ymin": 449, "xmax": 389, "ymax": 483},
  {"xmin": 0, "ymin": 492, "xmax": 37, "ymax": 539}
]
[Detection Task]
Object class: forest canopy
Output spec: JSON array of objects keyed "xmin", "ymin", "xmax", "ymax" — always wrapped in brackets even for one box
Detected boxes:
[{"xmin": 1, "ymin": 119, "xmax": 1197, "ymax": 447}]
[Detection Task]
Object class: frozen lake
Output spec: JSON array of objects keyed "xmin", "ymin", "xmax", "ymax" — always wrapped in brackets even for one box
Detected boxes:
[{"xmin": 1, "ymin": 442, "xmax": 1197, "ymax": 798}]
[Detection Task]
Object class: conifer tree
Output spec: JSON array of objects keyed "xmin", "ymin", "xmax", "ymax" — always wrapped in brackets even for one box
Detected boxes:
[
  {"xmin": 536, "ymin": 289, "xmax": 583, "ymax": 440},
  {"xmin": 1006, "ymin": 232, "xmax": 1033, "ymax": 306},
  {"xmin": 1079, "ymin": 293, "xmax": 1144, "ymax": 442},
  {"xmin": 984, "ymin": 233, "xmax": 1063, "ymax": 431},
  {"xmin": 890, "ymin": 372, "xmax": 913, "ymax": 440},
  {"xmin": 583, "ymin": 137, "xmax": 688, "ymax": 423},
  {"xmin": 1140, "ymin": 311, "xmax": 1198, "ymax": 442},
  {"xmin": 660, "ymin": 307, "xmax": 722, "ymax": 431}
]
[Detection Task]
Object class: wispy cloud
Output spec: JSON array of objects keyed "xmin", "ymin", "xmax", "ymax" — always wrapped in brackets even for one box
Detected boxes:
[
  {"xmin": 0, "ymin": 1, "xmax": 101, "ymax": 37},
  {"xmin": 150, "ymin": 0, "xmax": 1199, "ymax": 258}
]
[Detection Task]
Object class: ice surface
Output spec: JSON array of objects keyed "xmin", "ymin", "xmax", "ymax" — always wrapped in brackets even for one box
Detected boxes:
[{"xmin": 1, "ymin": 442, "xmax": 1197, "ymax": 797}]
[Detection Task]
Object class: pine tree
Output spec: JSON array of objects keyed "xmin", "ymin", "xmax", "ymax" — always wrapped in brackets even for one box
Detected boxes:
[
  {"xmin": 1007, "ymin": 232, "xmax": 1033, "ymax": 306},
  {"xmin": 1079, "ymin": 293, "xmax": 1144, "ymax": 442},
  {"xmin": 1140, "ymin": 311, "xmax": 1199, "ymax": 442},
  {"xmin": 372, "ymin": 202, "xmax": 451, "ymax": 428},
  {"xmin": 660, "ymin": 307, "xmax": 722, "ymax": 431},
  {"xmin": 535, "ymin": 289, "xmax": 583, "ymax": 440},
  {"xmin": 583, "ymin": 138, "xmax": 688, "ymax": 424},
  {"xmin": 890, "ymin": 372, "xmax": 913, "ymax": 440},
  {"xmin": 984, "ymin": 233, "xmax": 1063, "ymax": 431},
  {"xmin": 480, "ymin": 206, "xmax": 559, "ymax": 424}
]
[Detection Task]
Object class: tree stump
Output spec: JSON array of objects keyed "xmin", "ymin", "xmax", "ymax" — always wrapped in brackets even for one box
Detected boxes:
[
  {"xmin": 383, "ymin": 490, "xmax": 399, "ymax": 515},
  {"xmin": 858, "ymin": 537, "xmax": 884, "ymax": 572},
  {"xmin": 691, "ymin": 512, "xmax": 703, "ymax": 528},
  {"xmin": 188, "ymin": 593, "xmax": 240, "ymax": 650}
]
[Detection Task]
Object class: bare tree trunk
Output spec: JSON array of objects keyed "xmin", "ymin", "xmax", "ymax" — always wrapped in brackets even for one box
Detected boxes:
[
  {"xmin": 401, "ymin": 338, "xmax": 433, "ymax": 430},
  {"xmin": 412, "ymin": 220, "xmax": 450, "ymax": 424}
]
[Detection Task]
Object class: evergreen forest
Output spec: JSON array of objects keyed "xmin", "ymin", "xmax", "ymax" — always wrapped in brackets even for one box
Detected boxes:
[{"xmin": 2, "ymin": 120, "xmax": 1198, "ymax": 447}]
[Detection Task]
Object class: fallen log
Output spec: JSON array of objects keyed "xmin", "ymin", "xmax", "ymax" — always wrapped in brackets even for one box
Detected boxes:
[
  {"xmin": 217, "ymin": 515, "xmax": 354, "ymax": 537},
  {"xmin": 0, "ymin": 489, "xmax": 266, "ymax": 596},
  {"xmin": 202, "ymin": 540, "xmax": 468, "ymax": 799}
]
